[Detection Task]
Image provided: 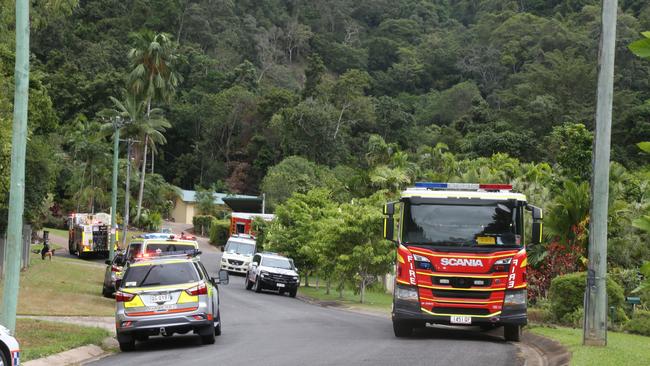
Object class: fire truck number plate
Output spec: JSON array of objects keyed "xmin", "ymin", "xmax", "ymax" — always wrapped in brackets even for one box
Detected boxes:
[{"xmin": 450, "ymin": 316, "xmax": 471, "ymax": 324}]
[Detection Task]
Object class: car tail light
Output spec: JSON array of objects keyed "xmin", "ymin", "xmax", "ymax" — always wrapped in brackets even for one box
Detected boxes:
[
  {"xmin": 185, "ymin": 283, "xmax": 208, "ymax": 296},
  {"xmin": 115, "ymin": 291, "xmax": 135, "ymax": 302},
  {"xmin": 111, "ymin": 265, "xmax": 121, "ymax": 272}
]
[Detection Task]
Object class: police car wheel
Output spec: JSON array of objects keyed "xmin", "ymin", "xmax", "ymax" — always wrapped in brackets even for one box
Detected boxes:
[
  {"xmin": 119, "ymin": 339, "xmax": 135, "ymax": 352},
  {"xmin": 200, "ymin": 326, "xmax": 215, "ymax": 345},
  {"xmin": 214, "ymin": 312, "xmax": 221, "ymax": 336},
  {"xmin": 0, "ymin": 348, "xmax": 8, "ymax": 366},
  {"xmin": 289, "ymin": 289, "xmax": 297, "ymax": 298},
  {"xmin": 102, "ymin": 285, "xmax": 113, "ymax": 298}
]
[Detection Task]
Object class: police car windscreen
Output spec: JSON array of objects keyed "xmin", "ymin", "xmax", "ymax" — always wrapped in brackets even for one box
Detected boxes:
[
  {"xmin": 403, "ymin": 200, "xmax": 522, "ymax": 247},
  {"xmin": 123, "ymin": 263, "xmax": 199, "ymax": 287},
  {"xmin": 146, "ymin": 243, "xmax": 196, "ymax": 254}
]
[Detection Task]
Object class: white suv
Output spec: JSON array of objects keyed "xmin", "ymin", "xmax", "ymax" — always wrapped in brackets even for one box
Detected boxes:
[
  {"xmin": 246, "ymin": 252, "xmax": 299, "ymax": 297},
  {"xmin": 220, "ymin": 235, "xmax": 256, "ymax": 274}
]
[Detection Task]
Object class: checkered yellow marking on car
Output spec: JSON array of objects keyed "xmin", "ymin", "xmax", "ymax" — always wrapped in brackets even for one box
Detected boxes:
[
  {"xmin": 177, "ymin": 291, "xmax": 198, "ymax": 304},
  {"xmin": 123, "ymin": 294, "xmax": 144, "ymax": 308}
]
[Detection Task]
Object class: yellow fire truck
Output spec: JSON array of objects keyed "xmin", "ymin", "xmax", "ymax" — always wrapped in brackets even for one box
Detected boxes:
[{"xmin": 68, "ymin": 212, "xmax": 117, "ymax": 259}]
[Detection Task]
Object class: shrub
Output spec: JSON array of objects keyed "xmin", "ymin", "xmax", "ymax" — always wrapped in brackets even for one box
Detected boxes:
[
  {"xmin": 549, "ymin": 271, "xmax": 626, "ymax": 325},
  {"xmin": 624, "ymin": 310, "xmax": 650, "ymax": 336},
  {"xmin": 209, "ymin": 219, "xmax": 230, "ymax": 246},
  {"xmin": 193, "ymin": 215, "xmax": 216, "ymax": 236}
]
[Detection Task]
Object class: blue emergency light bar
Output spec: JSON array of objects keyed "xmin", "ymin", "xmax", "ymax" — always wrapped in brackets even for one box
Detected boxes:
[{"xmin": 414, "ymin": 182, "xmax": 512, "ymax": 191}]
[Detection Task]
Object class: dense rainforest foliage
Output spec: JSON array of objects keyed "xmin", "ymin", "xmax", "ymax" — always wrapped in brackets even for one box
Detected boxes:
[{"xmin": 1, "ymin": 1, "xmax": 650, "ymax": 311}]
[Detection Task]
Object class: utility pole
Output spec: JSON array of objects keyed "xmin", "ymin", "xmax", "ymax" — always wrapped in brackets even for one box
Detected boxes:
[
  {"xmin": 584, "ymin": 0, "xmax": 617, "ymax": 347},
  {"xmin": 0, "ymin": 0, "xmax": 30, "ymax": 334},
  {"xmin": 122, "ymin": 139, "xmax": 132, "ymax": 247},
  {"xmin": 109, "ymin": 116, "xmax": 122, "ymax": 261}
]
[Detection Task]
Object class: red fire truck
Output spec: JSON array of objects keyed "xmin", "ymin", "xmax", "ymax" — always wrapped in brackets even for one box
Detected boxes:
[
  {"xmin": 230, "ymin": 212, "xmax": 275, "ymax": 236},
  {"xmin": 384, "ymin": 182, "xmax": 542, "ymax": 341}
]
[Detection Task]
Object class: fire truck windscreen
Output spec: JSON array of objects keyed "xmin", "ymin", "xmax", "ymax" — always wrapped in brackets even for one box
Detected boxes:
[{"xmin": 402, "ymin": 199, "xmax": 523, "ymax": 248}]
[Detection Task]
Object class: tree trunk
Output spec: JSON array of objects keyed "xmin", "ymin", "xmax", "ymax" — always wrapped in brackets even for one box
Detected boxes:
[
  {"xmin": 326, "ymin": 277, "xmax": 331, "ymax": 295},
  {"xmin": 136, "ymin": 100, "xmax": 151, "ymax": 222},
  {"xmin": 360, "ymin": 279, "xmax": 366, "ymax": 304},
  {"xmin": 338, "ymin": 280, "xmax": 344, "ymax": 299},
  {"xmin": 136, "ymin": 135, "xmax": 148, "ymax": 222},
  {"xmin": 304, "ymin": 271, "xmax": 310, "ymax": 287},
  {"xmin": 151, "ymin": 148, "xmax": 154, "ymax": 174}
]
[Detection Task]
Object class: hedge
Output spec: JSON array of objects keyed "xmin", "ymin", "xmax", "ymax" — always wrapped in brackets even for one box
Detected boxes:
[
  {"xmin": 193, "ymin": 215, "xmax": 216, "ymax": 236},
  {"xmin": 209, "ymin": 219, "xmax": 230, "ymax": 246},
  {"xmin": 549, "ymin": 271, "xmax": 626, "ymax": 325},
  {"xmin": 624, "ymin": 310, "xmax": 650, "ymax": 336}
]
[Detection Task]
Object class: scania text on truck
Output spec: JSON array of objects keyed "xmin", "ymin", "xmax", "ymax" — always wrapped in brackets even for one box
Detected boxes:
[{"xmin": 383, "ymin": 182, "xmax": 543, "ymax": 341}]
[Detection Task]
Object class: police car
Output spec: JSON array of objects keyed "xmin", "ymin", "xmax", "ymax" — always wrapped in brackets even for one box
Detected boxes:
[
  {"xmin": 0, "ymin": 324, "xmax": 20, "ymax": 366},
  {"xmin": 115, "ymin": 251, "xmax": 229, "ymax": 351}
]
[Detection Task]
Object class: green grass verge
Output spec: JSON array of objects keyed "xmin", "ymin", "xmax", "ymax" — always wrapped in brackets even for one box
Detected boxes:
[
  {"xmin": 0, "ymin": 252, "xmax": 115, "ymax": 316},
  {"xmin": 529, "ymin": 325, "xmax": 650, "ymax": 366},
  {"xmin": 299, "ymin": 285, "xmax": 392, "ymax": 312},
  {"xmin": 15, "ymin": 318, "xmax": 109, "ymax": 361}
]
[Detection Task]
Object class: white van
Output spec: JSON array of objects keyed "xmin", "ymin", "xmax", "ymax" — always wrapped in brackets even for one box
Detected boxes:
[{"xmin": 220, "ymin": 235, "xmax": 256, "ymax": 274}]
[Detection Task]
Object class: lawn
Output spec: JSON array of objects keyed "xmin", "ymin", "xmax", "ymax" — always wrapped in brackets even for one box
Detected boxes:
[
  {"xmin": 299, "ymin": 285, "xmax": 392, "ymax": 313},
  {"xmin": 15, "ymin": 318, "xmax": 109, "ymax": 361},
  {"xmin": 0, "ymin": 252, "xmax": 115, "ymax": 316},
  {"xmin": 42, "ymin": 227, "xmax": 69, "ymax": 239},
  {"xmin": 529, "ymin": 326, "xmax": 650, "ymax": 366}
]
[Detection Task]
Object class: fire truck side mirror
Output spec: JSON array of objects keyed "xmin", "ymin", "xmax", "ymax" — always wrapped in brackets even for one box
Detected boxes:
[
  {"xmin": 528, "ymin": 205, "xmax": 543, "ymax": 245},
  {"xmin": 384, "ymin": 217, "xmax": 395, "ymax": 243},
  {"xmin": 383, "ymin": 202, "xmax": 395, "ymax": 216}
]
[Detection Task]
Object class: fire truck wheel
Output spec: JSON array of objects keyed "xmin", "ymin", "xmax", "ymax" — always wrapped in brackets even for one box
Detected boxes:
[
  {"xmin": 504, "ymin": 324, "xmax": 521, "ymax": 342},
  {"xmin": 392, "ymin": 319, "xmax": 413, "ymax": 337}
]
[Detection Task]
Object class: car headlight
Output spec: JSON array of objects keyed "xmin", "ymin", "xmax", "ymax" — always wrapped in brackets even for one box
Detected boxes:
[
  {"xmin": 395, "ymin": 284, "xmax": 419, "ymax": 302},
  {"xmin": 503, "ymin": 290, "xmax": 527, "ymax": 307},
  {"xmin": 292, "ymin": 276, "xmax": 299, "ymax": 281},
  {"xmin": 260, "ymin": 271, "xmax": 269, "ymax": 278}
]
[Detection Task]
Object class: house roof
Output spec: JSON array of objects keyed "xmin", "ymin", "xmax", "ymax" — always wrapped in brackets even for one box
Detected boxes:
[{"xmin": 176, "ymin": 188, "xmax": 257, "ymax": 205}]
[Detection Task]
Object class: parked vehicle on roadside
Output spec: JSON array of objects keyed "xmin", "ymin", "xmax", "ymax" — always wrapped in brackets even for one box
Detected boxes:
[
  {"xmin": 115, "ymin": 252, "xmax": 229, "ymax": 351},
  {"xmin": 384, "ymin": 182, "xmax": 543, "ymax": 341},
  {"xmin": 0, "ymin": 324, "xmax": 20, "ymax": 366},
  {"xmin": 102, "ymin": 251, "xmax": 126, "ymax": 298},
  {"xmin": 68, "ymin": 212, "xmax": 116, "ymax": 259},
  {"xmin": 246, "ymin": 252, "xmax": 299, "ymax": 297},
  {"xmin": 220, "ymin": 235, "xmax": 256, "ymax": 274},
  {"xmin": 125, "ymin": 238, "xmax": 200, "ymax": 262}
]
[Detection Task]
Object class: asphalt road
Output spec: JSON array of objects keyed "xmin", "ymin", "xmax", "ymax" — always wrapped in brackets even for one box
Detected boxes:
[{"xmin": 89, "ymin": 246, "xmax": 519, "ymax": 366}]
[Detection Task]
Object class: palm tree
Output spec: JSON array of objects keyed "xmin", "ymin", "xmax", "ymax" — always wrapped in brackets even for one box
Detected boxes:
[
  {"xmin": 99, "ymin": 93, "xmax": 172, "ymax": 223},
  {"xmin": 127, "ymin": 30, "xmax": 181, "ymax": 221}
]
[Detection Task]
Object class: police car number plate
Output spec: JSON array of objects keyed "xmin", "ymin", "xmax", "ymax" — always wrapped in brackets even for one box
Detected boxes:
[
  {"xmin": 151, "ymin": 294, "xmax": 171, "ymax": 303},
  {"xmin": 450, "ymin": 316, "xmax": 471, "ymax": 324},
  {"xmin": 276, "ymin": 283, "xmax": 285, "ymax": 288}
]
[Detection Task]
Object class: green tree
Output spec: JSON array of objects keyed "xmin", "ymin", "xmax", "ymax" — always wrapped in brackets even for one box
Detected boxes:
[{"xmin": 127, "ymin": 30, "xmax": 181, "ymax": 221}]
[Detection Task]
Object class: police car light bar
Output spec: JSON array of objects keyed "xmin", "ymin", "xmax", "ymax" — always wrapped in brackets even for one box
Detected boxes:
[{"xmin": 414, "ymin": 182, "xmax": 512, "ymax": 191}]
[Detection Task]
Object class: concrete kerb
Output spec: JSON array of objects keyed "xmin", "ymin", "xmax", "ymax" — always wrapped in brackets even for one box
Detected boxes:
[{"xmin": 296, "ymin": 293, "xmax": 570, "ymax": 366}]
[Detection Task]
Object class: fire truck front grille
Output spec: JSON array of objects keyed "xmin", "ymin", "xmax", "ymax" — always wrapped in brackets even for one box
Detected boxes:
[
  {"xmin": 432, "ymin": 289, "xmax": 491, "ymax": 299},
  {"xmin": 432, "ymin": 307, "xmax": 491, "ymax": 316},
  {"xmin": 432, "ymin": 277, "xmax": 492, "ymax": 288}
]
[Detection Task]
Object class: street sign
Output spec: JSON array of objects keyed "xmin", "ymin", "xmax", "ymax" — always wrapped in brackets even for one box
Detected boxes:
[{"xmin": 625, "ymin": 296, "xmax": 641, "ymax": 305}]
